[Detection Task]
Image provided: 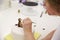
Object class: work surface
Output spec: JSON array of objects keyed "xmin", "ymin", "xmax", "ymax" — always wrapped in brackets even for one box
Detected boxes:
[{"xmin": 0, "ymin": 3, "xmax": 60, "ymax": 40}]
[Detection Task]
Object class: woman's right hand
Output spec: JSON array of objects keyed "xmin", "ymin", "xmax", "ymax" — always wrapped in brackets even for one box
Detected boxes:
[
  {"xmin": 22, "ymin": 18, "xmax": 32, "ymax": 32},
  {"xmin": 22, "ymin": 18, "xmax": 35, "ymax": 40}
]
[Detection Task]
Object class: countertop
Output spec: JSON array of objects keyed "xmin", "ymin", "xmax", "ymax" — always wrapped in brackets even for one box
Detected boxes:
[{"xmin": 0, "ymin": 1, "xmax": 60, "ymax": 40}]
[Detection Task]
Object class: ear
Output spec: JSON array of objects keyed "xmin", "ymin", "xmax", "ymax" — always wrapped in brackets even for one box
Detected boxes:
[{"xmin": 43, "ymin": 1, "xmax": 47, "ymax": 9}]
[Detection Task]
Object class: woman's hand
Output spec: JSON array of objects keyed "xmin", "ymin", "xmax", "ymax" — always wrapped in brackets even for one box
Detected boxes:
[
  {"xmin": 22, "ymin": 18, "xmax": 32, "ymax": 32},
  {"xmin": 22, "ymin": 18, "xmax": 35, "ymax": 40}
]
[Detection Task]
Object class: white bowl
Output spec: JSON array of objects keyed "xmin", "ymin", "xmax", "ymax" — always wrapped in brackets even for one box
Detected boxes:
[{"xmin": 20, "ymin": 2, "xmax": 40, "ymax": 16}]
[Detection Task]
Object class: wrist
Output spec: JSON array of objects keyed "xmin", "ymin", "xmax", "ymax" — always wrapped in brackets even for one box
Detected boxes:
[
  {"xmin": 24, "ymin": 30, "xmax": 32, "ymax": 34},
  {"xmin": 24, "ymin": 31, "xmax": 33, "ymax": 37},
  {"xmin": 23, "ymin": 27, "xmax": 32, "ymax": 33},
  {"xmin": 24, "ymin": 30, "xmax": 32, "ymax": 33},
  {"xmin": 24, "ymin": 30, "xmax": 35, "ymax": 40}
]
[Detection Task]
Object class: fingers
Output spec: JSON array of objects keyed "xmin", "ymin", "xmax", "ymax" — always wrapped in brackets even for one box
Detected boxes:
[
  {"xmin": 22, "ymin": 18, "xmax": 32, "ymax": 25},
  {"xmin": 17, "ymin": 18, "xmax": 32, "ymax": 27},
  {"xmin": 21, "ymin": 18, "xmax": 32, "ymax": 32}
]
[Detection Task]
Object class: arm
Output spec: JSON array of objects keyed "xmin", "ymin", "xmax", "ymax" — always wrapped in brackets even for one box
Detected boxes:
[
  {"xmin": 24, "ymin": 31, "xmax": 35, "ymax": 40},
  {"xmin": 42, "ymin": 30, "xmax": 56, "ymax": 40},
  {"xmin": 22, "ymin": 18, "xmax": 35, "ymax": 40},
  {"xmin": 51, "ymin": 27, "xmax": 60, "ymax": 40}
]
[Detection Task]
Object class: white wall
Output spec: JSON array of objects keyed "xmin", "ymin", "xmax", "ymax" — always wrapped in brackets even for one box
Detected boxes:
[
  {"xmin": 0, "ymin": 0, "xmax": 10, "ymax": 10},
  {"xmin": 0, "ymin": 0, "xmax": 3, "ymax": 5}
]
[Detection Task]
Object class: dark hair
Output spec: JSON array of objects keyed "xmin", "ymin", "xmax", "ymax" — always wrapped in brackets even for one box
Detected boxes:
[{"xmin": 46, "ymin": 0, "xmax": 60, "ymax": 13}]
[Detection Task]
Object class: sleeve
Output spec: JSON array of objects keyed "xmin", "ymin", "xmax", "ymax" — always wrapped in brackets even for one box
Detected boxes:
[{"xmin": 51, "ymin": 27, "xmax": 60, "ymax": 40}]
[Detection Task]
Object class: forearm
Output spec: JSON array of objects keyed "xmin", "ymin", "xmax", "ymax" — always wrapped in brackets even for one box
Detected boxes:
[
  {"xmin": 24, "ymin": 31, "xmax": 35, "ymax": 40},
  {"xmin": 42, "ymin": 30, "xmax": 56, "ymax": 40},
  {"xmin": 22, "ymin": 18, "xmax": 35, "ymax": 40}
]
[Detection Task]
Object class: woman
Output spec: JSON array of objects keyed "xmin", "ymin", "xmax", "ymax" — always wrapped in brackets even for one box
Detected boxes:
[{"xmin": 22, "ymin": 0, "xmax": 60, "ymax": 40}]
